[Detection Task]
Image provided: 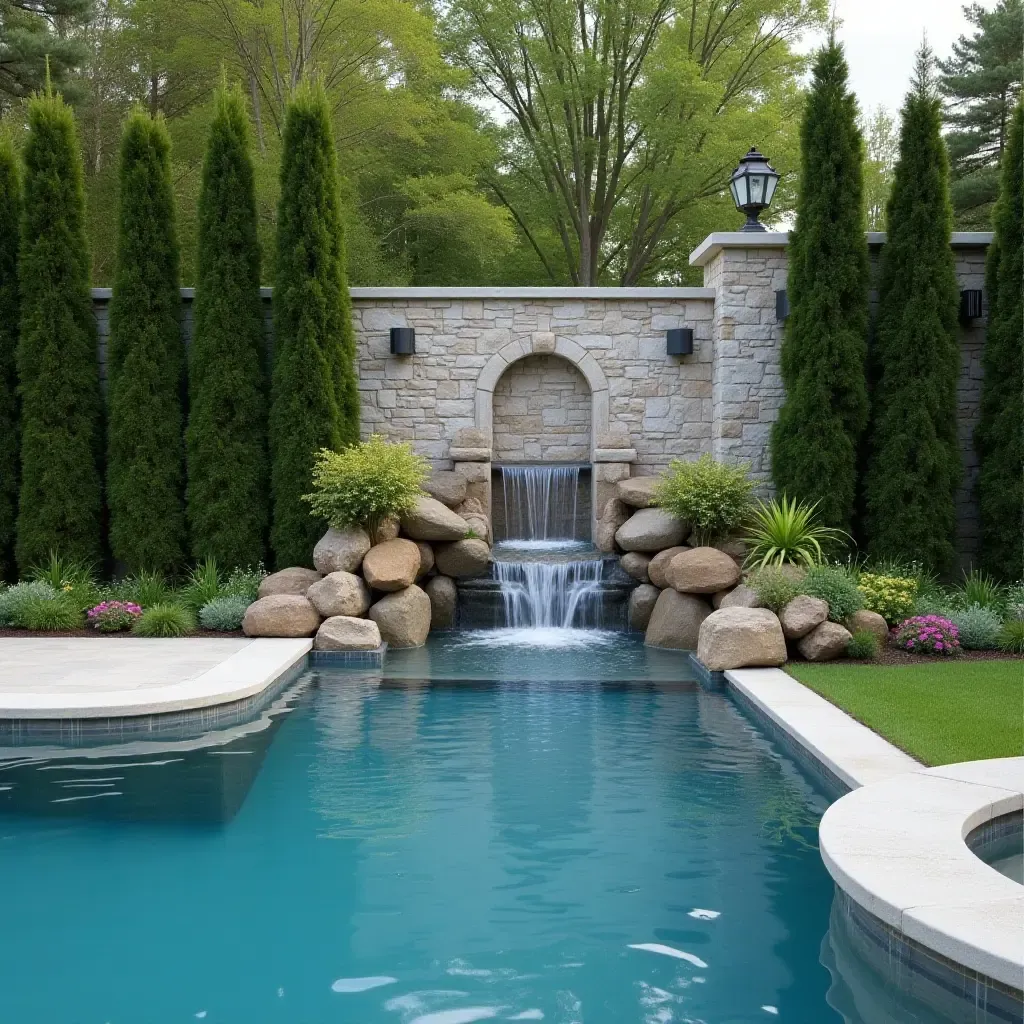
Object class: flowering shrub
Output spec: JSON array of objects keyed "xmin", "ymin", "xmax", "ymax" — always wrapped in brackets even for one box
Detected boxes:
[
  {"xmin": 893, "ymin": 615, "xmax": 961, "ymax": 656},
  {"xmin": 654, "ymin": 455, "xmax": 755, "ymax": 545},
  {"xmin": 87, "ymin": 600, "xmax": 143, "ymax": 633},
  {"xmin": 857, "ymin": 573, "xmax": 918, "ymax": 625}
]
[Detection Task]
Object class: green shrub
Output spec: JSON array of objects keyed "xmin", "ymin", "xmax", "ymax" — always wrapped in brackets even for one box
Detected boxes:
[
  {"xmin": 912, "ymin": 593, "xmax": 955, "ymax": 618},
  {"xmin": 108, "ymin": 569, "xmax": 172, "ymax": 609},
  {"xmin": 180, "ymin": 557, "xmax": 223, "ymax": 612},
  {"xmin": 747, "ymin": 566, "xmax": 802, "ymax": 613},
  {"xmin": 847, "ymin": 629, "xmax": 880, "ymax": 660},
  {"xmin": 997, "ymin": 619, "xmax": 1024, "ymax": 654},
  {"xmin": 1006, "ymin": 583, "xmax": 1024, "ymax": 622},
  {"xmin": 948, "ymin": 603, "xmax": 1002, "ymax": 650},
  {"xmin": 0, "ymin": 581, "xmax": 56, "ymax": 625},
  {"xmin": 0, "ymin": 138, "xmax": 20, "ymax": 583},
  {"xmin": 653, "ymin": 455, "xmax": 754, "ymax": 546},
  {"xmin": 952, "ymin": 569, "xmax": 1006, "ymax": 612},
  {"xmin": 803, "ymin": 564, "xmax": 864, "ymax": 622},
  {"xmin": 222, "ymin": 564, "xmax": 266, "ymax": 602},
  {"xmin": 304, "ymin": 435, "xmax": 428, "ymax": 542},
  {"xmin": 199, "ymin": 595, "xmax": 251, "ymax": 631},
  {"xmin": 19, "ymin": 593, "xmax": 83, "ymax": 631},
  {"xmin": 743, "ymin": 496, "xmax": 849, "ymax": 569},
  {"xmin": 132, "ymin": 603, "xmax": 195, "ymax": 637},
  {"xmin": 27, "ymin": 551, "xmax": 100, "ymax": 610},
  {"xmin": 856, "ymin": 573, "xmax": 918, "ymax": 625}
]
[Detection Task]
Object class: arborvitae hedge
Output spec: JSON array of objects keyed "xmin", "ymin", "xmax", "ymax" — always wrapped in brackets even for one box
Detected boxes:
[
  {"xmin": 186, "ymin": 86, "xmax": 268, "ymax": 570},
  {"xmin": 0, "ymin": 139, "xmax": 20, "ymax": 581},
  {"xmin": 270, "ymin": 82, "xmax": 359, "ymax": 568},
  {"xmin": 16, "ymin": 90, "xmax": 104, "ymax": 571},
  {"xmin": 975, "ymin": 98, "xmax": 1023, "ymax": 580},
  {"xmin": 107, "ymin": 110, "xmax": 186, "ymax": 574},
  {"xmin": 863, "ymin": 54, "xmax": 962, "ymax": 572},
  {"xmin": 771, "ymin": 40, "xmax": 870, "ymax": 533}
]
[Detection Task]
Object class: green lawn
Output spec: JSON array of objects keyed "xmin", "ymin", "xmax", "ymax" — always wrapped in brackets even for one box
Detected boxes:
[{"xmin": 786, "ymin": 660, "xmax": 1024, "ymax": 765}]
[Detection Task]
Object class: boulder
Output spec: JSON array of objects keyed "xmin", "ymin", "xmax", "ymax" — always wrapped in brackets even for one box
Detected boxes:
[
  {"xmin": 696, "ymin": 608, "xmax": 787, "ymax": 671},
  {"xmin": 400, "ymin": 496, "xmax": 470, "ymax": 542},
  {"xmin": 648, "ymin": 546, "xmax": 688, "ymax": 589},
  {"xmin": 616, "ymin": 476, "xmax": 660, "ymax": 509},
  {"xmin": 424, "ymin": 471, "xmax": 468, "ymax": 509},
  {"xmin": 243, "ymin": 594, "xmax": 321, "ymax": 637},
  {"xmin": 375, "ymin": 518, "xmax": 400, "ymax": 543},
  {"xmin": 463, "ymin": 514, "xmax": 492, "ymax": 544},
  {"xmin": 615, "ymin": 508, "xmax": 687, "ymax": 552},
  {"xmin": 629, "ymin": 584, "xmax": 660, "ymax": 631},
  {"xmin": 258, "ymin": 566, "xmax": 322, "ymax": 599},
  {"xmin": 435, "ymin": 538, "xmax": 491, "ymax": 579},
  {"xmin": 368, "ymin": 585, "xmax": 431, "ymax": 648},
  {"xmin": 362, "ymin": 539, "xmax": 421, "ymax": 592},
  {"xmin": 306, "ymin": 571, "xmax": 371, "ymax": 618},
  {"xmin": 666, "ymin": 547, "xmax": 741, "ymax": 594},
  {"xmin": 312, "ymin": 527, "xmax": 371, "ymax": 575},
  {"xmin": 779, "ymin": 595, "xmax": 829, "ymax": 640},
  {"xmin": 595, "ymin": 518, "xmax": 619, "ymax": 554},
  {"xmin": 620, "ymin": 552, "xmax": 651, "ymax": 583},
  {"xmin": 798, "ymin": 621, "xmax": 853, "ymax": 662},
  {"xmin": 425, "ymin": 574, "xmax": 457, "ymax": 629},
  {"xmin": 847, "ymin": 609, "xmax": 890, "ymax": 646},
  {"xmin": 416, "ymin": 542, "xmax": 435, "ymax": 578},
  {"xmin": 602, "ymin": 497, "xmax": 632, "ymax": 530},
  {"xmin": 713, "ymin": 537, "xmax": 748, "ymax": 566},
  {"xmin": 716, "ymin": 584, "xmax": 763, "ymax": 610},
  {"xmin": 645, "ymin": 589, "xmax": 713, "ymax": 650},
  {"xmin": 456, "ymin": 497, "xmax": 484, "ymax": 518},
  {"xmin": 314, "ymin": 616, "xmax": 381, "ymax": 651}
]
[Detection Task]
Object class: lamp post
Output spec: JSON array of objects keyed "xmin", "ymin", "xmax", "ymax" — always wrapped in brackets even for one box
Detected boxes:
[{"xmin": 729, "ymin": 147, "xmax": 780, "ymax": 232}]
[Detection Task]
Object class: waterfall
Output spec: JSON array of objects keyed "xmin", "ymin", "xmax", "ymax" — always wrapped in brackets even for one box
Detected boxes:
[
  {"xmin": 500, "ymin": 465, "xmax": 581, "ymax": 544},
  {"xmin": 493, "ymin": 558, "xmax": 607, "ymax": 630}
]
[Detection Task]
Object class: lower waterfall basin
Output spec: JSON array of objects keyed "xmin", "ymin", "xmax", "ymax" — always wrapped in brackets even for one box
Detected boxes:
[{"xmin": 0, "ymin": 636, "xmax": 930, "ymax": 1023}]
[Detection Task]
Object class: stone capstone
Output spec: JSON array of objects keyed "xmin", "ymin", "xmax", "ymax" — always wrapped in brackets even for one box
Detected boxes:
[
  {"xmin": 361, "ymin": 539, "xmax": 421, "ymax": 592},
  {"xmin": 434, "ymin": 538, "xmax": 491, "ymax": 579},
  {"xmin": 243, "ymin": 594, "xmax": 321, "ymax": 637},
  {"xmin": 615, "ymin": 508, "xmax": 687, "ymax": 552},
  {"xmin": 616, "ymin": 476, "xmax": 660, "ymax": 509},
  {"xmin": 629, "ymin": 584, "xmax": 660, "ymax": 631},
  {"xmin": 779, "ymin": 595, "xmax": 829, "ymax": 640},
  {"xmin": 425, "ymin": 574, "xmax": 457, "ymax": 629},
  {"xmin": 716, "ymin": 584, "xmax": 763, "ymax": 610},
  {"xmin": 645, "ymin": 589, "xmax": 713, "ymax": 650},
  {"xmin": 696, "ymin": 608, "xmax": 787, "ymax": 671},
  {"xmin": 312, "ymin": 527, "xmax": 371, "ymax": 575},
  {"xmin": 368, "ymin": 585, "xmax": 431, "ymax": 648},
  {"xmin": 314, "ymin": 616, "xmax": 381, "ymax": 651},
  {"xmin": 647, "ymin": 546, "xmax": 688, "ymax": 589},
  {"xmin": 846, "ymin": 609, "xmax": 890, "ymax": 645},
  {"xmin": 424, "ymin": 471, "xmax": 468, "ymax": 508},
  {"xmin": 620, "ymin": 552, "xmax": 651, "ymax": 583},
  {"xmin": 306, "ymin": 571, "xmax": 371, "ymax": 618},
  {"xmin": 258, "ymin": 566, "xmax": 323, "ymax": 599},
  {"xmin": 798, "ymin": 621, "xmax": 852, "ymax": 661},
  {"xmin": 416, "ymin": 542, "xmax": 435, "ymax": 578},
  {"xmin": 400, "ymin": 496, "xmax": 470, "ymax": 542},
  {"xmin": 666, "ymin": 547, "xmax": 741, "ymax": 594}
]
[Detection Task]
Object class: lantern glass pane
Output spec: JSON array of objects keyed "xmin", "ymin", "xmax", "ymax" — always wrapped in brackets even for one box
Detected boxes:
[
  {"xmin": 729, "ymin": 178, "xmax": 741, "ymax": 208},
  {"xmin": 749, "ymin": 175, "xmax": 764, "ymax": 204},
  {"xmin": 764, "ymin": 173, "xmax": 779, "ymax": 205}
]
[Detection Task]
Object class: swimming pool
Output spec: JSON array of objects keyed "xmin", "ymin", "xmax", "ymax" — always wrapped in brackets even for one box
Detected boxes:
[{"xmin": 0, "ymin": 635, "xmax": 953, "ymax": 1023}]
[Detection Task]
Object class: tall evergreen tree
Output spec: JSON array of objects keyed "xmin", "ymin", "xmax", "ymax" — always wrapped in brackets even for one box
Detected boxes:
[
  {"xmin": 16, "ymin": 87, "xmax": 103, "ymax": 570},
  {"xmin": 975, "ymin": 98, "xmax": 1023, "ymax": 580},
  {"xmin": 0, "ymin": 137, "xmax": 20, "ymax": 580},
  {"xmin": 107, "ymin": 110, "xmax": 186, "ymax": 573},
  {"xmin": 0, "ymin": 0, "xmax": 87, "ymax": 107},
  {"xmin": 186, "ymin": 85, "xmax": 268, "ymax": 570},
  {"xmin": 270, "ymin": 81, "xmax": 358, "ymax": 568},
  {"xmin": 864, "ymin": 49, "xmax": 962, "ymax": 572},
  {"xmin": 770, "ymin": 39, "xmax": 870, "ymax": 533}
]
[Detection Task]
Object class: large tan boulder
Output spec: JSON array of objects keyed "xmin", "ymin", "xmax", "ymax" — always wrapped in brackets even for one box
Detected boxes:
[
  {"xmin": 715, "ymin": 584, "xmax": 763, "ymax": 610},
  {"xmin": 415, "ymin": 542, "xmax": 435, "ymax": 579},
  {"xmin": 645, "ymin": 589, "xmax": 713, "ymax": 649},
  {"xmin": 312, "ymin": 527, "xmax": 371, "ymax": 574},
  {"xmin": 368, "ymin": 585, "xmax": 431, "ymax": 648},
  {"xmin": 434, "ymin": 538, "xmax": 491, "ymax": 579},
  {"xmin": 425, "ymin": 574, "xmax": 457, "ymax": 629},
  {"xmin": 400, "ymin": 496, "xmax": 470, "ymax": 542},
  {"xmin": 615, "ymin": 508, "xmax": 687, "ymax": 552},
  {"xmin": 648, "ymin": 546, "xmax": 688, "ymax": 589},
  {"xmin": 463, "ymin": 514, "xmax": 492, "ymax": 545},
  {"xmin": 666, "ymin": 547, "xmax": 741, "ymax": 594},
  {"xmin": 314, "ymin": 616, "xmax": 381, "ymax": 651},
  {"xmin": 798, "ymin": 621, "xmax": 852, "ymax": 662},
  {"xmin": 713, "ymin": 537, "xmax": 748, "ymax": 566},
  {"xmin": 424, "ymin": 471, "xmax": 468, "ymax": 509},
  {"xmin": 456, "ymin": 497, "xmax": 484, "ymax": 518},
  {"xmin": 629, "ymin": 584, "xmax": 660, "ymax": 631},
  {"xmin": 620, "ymin": 552, "xmax": 651, "ymax": 583},
  {"xmin": 616, "ymin": 476, "xmax": 660, "ymax": 509},
  {"xmin": 306, "ymin": 571, "xmax": 371, "ymax": 618},
  {"xmin": 595, "ymin": 519, "xmax": 618, "ymax": 553},
  {"xmin": 375, "ymin": 518, "xmax": 400, "ymax": 543},
  {"xmin": 243, "ymin": 594, "xmax": 321, "ymax": 637},
  {"xmin": 362, "ymin": 539, "xmax": 421, "ymax": 592},
  {"xmin": 847, "ymin": 609, "xmax": 890, "ymax": 645},
  {"xmin": 696, "ymin": 608, "xmax": 787, "ymax": 671},
  {"xmin": 258, "ymin": 567, "xmax": 322, "ymax": 598},
  {"xmin": 779, "ymin": 595, "xmax": 829, "ymax": 640}
]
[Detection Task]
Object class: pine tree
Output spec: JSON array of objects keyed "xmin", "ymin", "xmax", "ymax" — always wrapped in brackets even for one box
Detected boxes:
[
  {"xmin": 107, "ymin": 110, "xmax": 186, "ymax": 573},
  {"xmin": 770, "ymin": 39, "xmax": 870, "ymax": 533},
  {"xmin": 186, "ymin": 85, "xmax": 269, "ymax": 570},
  {"xmin": 16, "ymin": 88, "xmax": 103, "ymax": 570},
  {"xmin": 864, "ymin": 49, "xmax": 962, "ymax": 572},
  {"xmin": 975, "ymin": 98, "xmax": 1023, "ymax": 580},
  {"xmin": 0, "ymin": 138, "xmax": 20, "ymax": 581},
  {"xmin": 0, "ymin": 0, "xmax": 88, "ymax": 104},
  {"xmin": 270, "ymin": 81, "xmax": 359, "ymax": 568}
]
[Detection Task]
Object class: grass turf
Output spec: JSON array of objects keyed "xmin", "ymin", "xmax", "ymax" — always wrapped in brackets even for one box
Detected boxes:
[{"xmin": 786, "ymin": 660, "xmax": 1023, "ymax": 765}]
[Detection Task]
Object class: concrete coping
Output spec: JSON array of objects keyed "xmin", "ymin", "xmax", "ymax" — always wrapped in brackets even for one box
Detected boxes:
[
  {"xmin": 449, "ymin": 447, "xmax": 492, "ymax": 462},
  {"xmin": 592, "ymin": 448, "xmax": 637, "ymax": 463},
  {"xmin": 90, "ymin": 286, "xmax": 719, "ymax": 301},
  {"xmin": 819, "ymin": 757, "xmax": 1024, "ymax": 991}
]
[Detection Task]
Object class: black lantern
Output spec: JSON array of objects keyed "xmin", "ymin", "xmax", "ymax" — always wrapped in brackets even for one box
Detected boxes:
[
  {"xmin": 729, "ymin": 147, "xmax": 780, "ymax": 232},
  {"xmin": 390, "ymin": 327, "xmax": 416, "ymax": 356},
  {"xmin": 959, "ymin": 289, "xmax": 983, "ymax": 321},
  {"xmin": 666, "ymin": 328, "xmax": 693, "ymax": 356},
  {"xmin": 775, "ymin": 289, "xmax": 789, "ymax": 322}
]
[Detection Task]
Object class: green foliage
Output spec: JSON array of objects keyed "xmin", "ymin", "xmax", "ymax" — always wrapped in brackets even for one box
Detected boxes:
[
  {"xmin": 305, "ymin": 435, "xmax": 428, "ymax": 541},
  {"xmin": 222, "ymin": 563, "xmax": 266, "ymax": 601},
  {"xmin": 270, "ymin": 82, "xmax": 359, "ymax": 568},
  {"xmin": 27, "ymin": 551, "xmax": 99, "ymax": 610},
  {"xmin": 863, "ymin": 49, "xmax": 962, "ymax": 573},
  {"xmin": 18, "ymin": 592, "xmax": 83, "ymax": 630},
  {"xmin": 0, "ymin": 580, "xmax": 55, "ymax": 625},
  {"xmin": 108, "ymin": 569, "xmax": 172, "ymax": 608},
  {"xmin": 856, "ymin": 573, "xmax": 918, "ymax": 625},
  {"xmin": 847, "ymin": 630, "xmax": 880, "ymax": 660},
  {"xmin": 1006, "ymin": 583, "xmax": 1024, "ymax": 621},
  {"xmin": 953, "ymin": 568, "xmax": 1007, "ymax": 612},
  {"xmin": 997, "ymin": 619, "xmax": 1024, "ymax": 654},
  {"xmin": 107, "ymin": 109, "xmax": 186, "ymax": 574},
  {"xmin": 653, "ymin": 455, "xmax": 754, "ymax": 546},
  {"xmin": 186, "ymin": 85, "xmax": 269, "ymax": 570},
  {"xmin": 16, "ymin": 89, "xmax": 103, "ymax": 571},
  {"xmin": 743, "ymin": 496, "xmax": 849, "ymax": 569},
  {"xmin": 0, "ymin": 138, "xmax": 19, "ymax": 582},
  {"xmin": 803, "ymin": 564, "xmax": 864, "ymax": 622},
  {"xmin": 948, "ymin": 603, "xmax": 1003, "ymax": 650},
  {"xmin": 0, "ymin": 0, "xmax": 87, "ymax": 103},
  {"xmin": 132, "ymin": 602, "xmax": 195, "ymax": 637},
  {"xmin": 747, "ymin": 566, "xmax": 802, "ymax": 613},
  {"xmin": 180, "ymin": 557, "xmax": 223, "ymax": 612},
  {"xmin": 199, "ymin": 594, "xmax": 251, "ymax": 631},
  {"xmin": 861, "ymin": 106, "xmax": 898, "ymax": 230}
]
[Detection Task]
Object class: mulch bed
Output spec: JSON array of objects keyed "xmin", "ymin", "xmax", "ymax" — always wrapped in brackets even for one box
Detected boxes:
[
  {"xmin": 816, "ymin": 640, "xmax": 1023, "ymax": 667},
  {"xmin": 0, "ymin": 627, "xmax": 246, "ymax": 639}
]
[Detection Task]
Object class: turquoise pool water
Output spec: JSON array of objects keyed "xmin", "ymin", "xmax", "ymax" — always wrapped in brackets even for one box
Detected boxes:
[{"xmin": 0, "ymin": 635, "xmax": 942, "ymax": 1023}]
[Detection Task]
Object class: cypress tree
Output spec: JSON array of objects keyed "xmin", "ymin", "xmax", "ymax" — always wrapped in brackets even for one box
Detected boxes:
[
  {"xmin": 975, "ymin": 98, "xmax": 1023, "ymax": 580},
  {"xmin": 107, "ymin": 110, "xmax": 186, "ymax": 574},
  {"xmin": 16, "ymin": 88, "xmax": 103, "ymax": 571},
  {"xmin": 270, "ymin": 81, "xmax": 359, "ymax": 568},
  {"xmin": 0, "ymin": 139, "xmax": 20, "ymax": 581},
  {"xmin": 186, "ymin": 85, "xmax": 269, "ymax": 570},
  {"xmin": 770, "ymin": 39, "xmax": 870, "ymax": 533},
  {"xmin": 863, "ymin": 49, "xmax": 962, "ymax": 572}
]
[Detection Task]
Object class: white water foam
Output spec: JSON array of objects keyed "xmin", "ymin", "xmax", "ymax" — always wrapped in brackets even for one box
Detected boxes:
[
  {"xmin": 330, "ymin": 976, "xmax": 397, "ymax": 993},
  {"xmin": 457, "ymin": 628, "xmax": 619, "ymax": 649},
  {"xmin": 628, "ymin": 944, "xmax": 709, "ymax": 969}
]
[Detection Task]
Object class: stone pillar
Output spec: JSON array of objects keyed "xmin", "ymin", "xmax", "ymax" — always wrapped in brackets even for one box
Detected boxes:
[
  {"xmin": 592, "ymin": 429, "xmax": 636, "ymax": 542},
  {"xmin": 449, "ymin": 426, "xmax": 492, "ymax": 516}
]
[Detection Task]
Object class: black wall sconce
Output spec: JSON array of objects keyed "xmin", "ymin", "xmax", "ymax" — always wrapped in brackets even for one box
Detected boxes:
[
  {"xmin": 390, "ymin": 327, "xmax": 416, "ymax": 356},
  {"xmin": 775, "ymin": 289, "xmax": 789, "ymax": 322},
  {"xmin": 666, "ymin": 328, "xmax": 694, "ymax": 356},
  {"xmin": 959, "ymin": 289, "xmax": 983, "ymax": 322}
]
